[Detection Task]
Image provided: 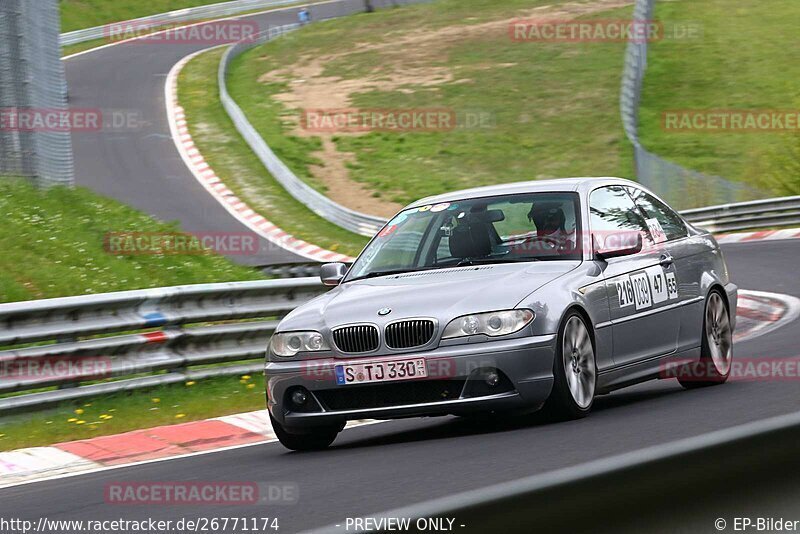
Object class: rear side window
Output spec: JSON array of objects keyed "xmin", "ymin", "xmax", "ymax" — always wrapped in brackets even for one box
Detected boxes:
[
  {"xmin": 627, "ymin": 188, "xmax": 688, "ymax": 241},
  {"xmin": 589, "ymin": 186, "xmax": 650, "ymax": 249}
]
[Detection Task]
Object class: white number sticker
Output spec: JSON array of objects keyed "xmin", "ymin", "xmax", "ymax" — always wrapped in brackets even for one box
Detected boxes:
[
  {"xmin": 615, "ymin": 266, "xmax": 678, "ymax": 311},
  {"xmin": 616, "ymin": 277, "xmax": 635, "ymax": 308},
  {"xmin": 646, "ymin": 217, "xmax": 667, "ymax": 244},
  {"xmin": 629, "ymin": 272, "xmax": 652, "ymax": 310},
  {"xmin": 645, "ymin": 266, "xmax": 668, "ymax": 304},
  {"xmin": 666, "ymin": 272, "xmax": 678, "ymax": 299}
]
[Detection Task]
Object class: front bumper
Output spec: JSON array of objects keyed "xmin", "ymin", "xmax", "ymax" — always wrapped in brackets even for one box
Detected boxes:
[{"xmin": 265, "ymin": 334, "xmax": 556, "ymax": 429}]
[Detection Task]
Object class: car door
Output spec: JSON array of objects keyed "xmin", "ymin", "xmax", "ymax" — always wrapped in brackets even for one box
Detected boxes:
[
  {"xmin": 626, "ymin": 187, "xmax": 710, "ymax": 353},
  {"xmin": 589, "ymin": 186, "xmax": 680, "ymax": 367}
]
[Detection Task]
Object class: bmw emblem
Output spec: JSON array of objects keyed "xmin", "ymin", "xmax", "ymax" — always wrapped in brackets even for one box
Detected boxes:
[{"xmin": 378, "ymin": 308, "xmax": 392, "ymax": 316}]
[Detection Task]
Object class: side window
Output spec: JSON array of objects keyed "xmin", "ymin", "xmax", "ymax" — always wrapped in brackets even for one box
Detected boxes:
[
  {"xmin": 627, "ymin": 188, "xmax": 688, "ymax": 241},
  {"xmin": 589, "ymin": 186, "xmax": 650, "ymax": 249}
]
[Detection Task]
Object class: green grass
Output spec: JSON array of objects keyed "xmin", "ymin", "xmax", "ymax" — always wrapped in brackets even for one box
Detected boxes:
[
  {"xmin": 0, "ymin": 374, "xmax": 264, "ymax": 451},
  {"xmin": 60, "ymin": 0, "xmax": 233, "ymax": 32},
  {"xmin": 179, "ymin": 48, "xmax": 370, "ymax": 257},
  {"xmin": 0, "ymin": 179, "xmax": 259, "ymax": 303},
  {"xmin": 226, "ymin": 0, "xmax": 635, "ymax": 208},
  {"xmin": 639, "ymin": 0, "xmax": 800, "ymax": 195}
]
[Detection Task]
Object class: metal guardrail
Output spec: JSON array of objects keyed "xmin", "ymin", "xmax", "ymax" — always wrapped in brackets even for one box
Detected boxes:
[
  {"xmin": 0, "ymin": 278, "xmax": 327, "ymax": 412},
  {"xmin": 217, "ymin": 0, "xmax": 429, "ymax": 237},
  {"xmin": 218, "ymin": 24, "xmax": 387, "ymax": 237},
  {"xmin": 218, "ymin": 24, "xmax": 391, "ymax": 236},
  {"xmin": 60, "ymin": 0, "xmax": 305, "ymax": 46},
  {"xmin": 680, "ymin": 195, "xmax": 800, "ymax": 233}
]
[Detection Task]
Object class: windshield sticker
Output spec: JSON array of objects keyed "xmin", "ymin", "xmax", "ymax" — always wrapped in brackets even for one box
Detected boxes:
[
  {"xmin": 378, "ymin": 224, "xmax": 398, "ymax": 238},
  {"xmin": 447, "ymin": 203, "xmax": 459, "ymax": 210},
  {"xmin": 418, "ymin": 205, "xmax": 432, "ymax": 212},
  {"xmin": 646, "ymin": 217, "xmax": 667, "ymax": 243},
  {"xmin": 390, "ymin": 213, "xmax": 408, "ymax": 225},
  {"xmin": 430, "ymin": 202, "xmax": 450, "ymax": 212}
]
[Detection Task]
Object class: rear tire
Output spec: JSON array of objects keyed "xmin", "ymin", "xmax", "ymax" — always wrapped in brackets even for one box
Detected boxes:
[
  {"xmin": 678, "ymin": 289, "xmax": 732, "ymax": 389},
  {"xmin": 270, "ymin": 412, "xmax": 340, "ymax": 451},
  {"xmin": 543, "ymin": 311, "xmax": 596, "ymax": 420}
]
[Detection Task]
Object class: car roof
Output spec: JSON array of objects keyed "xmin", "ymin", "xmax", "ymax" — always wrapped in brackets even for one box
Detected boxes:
[{"xmin": 406, "ymin": 177, "xmax": 641, "ymax": 208}]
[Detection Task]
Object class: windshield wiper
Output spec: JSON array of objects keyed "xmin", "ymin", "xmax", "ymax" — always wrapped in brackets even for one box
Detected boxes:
[
  {"xmin": 456, "ymin": 257, "xmax": 539, "ymax": 266},
  {"xmin": 345, "ymin": 269, "xmax": 419, "ymax": 283}
]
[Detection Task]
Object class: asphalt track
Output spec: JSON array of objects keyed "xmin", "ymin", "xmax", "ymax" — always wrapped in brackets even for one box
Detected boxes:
[
  {"xmin": 63, "ymin": 0, "xmax": 405, "ymax": 266},
  {"xmin": 1, "ymin": 239, "xmax": 798, "ymax": 532}
]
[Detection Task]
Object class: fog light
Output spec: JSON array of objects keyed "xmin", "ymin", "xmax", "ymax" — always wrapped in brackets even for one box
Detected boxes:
[
  {"xmin": 290, "ymin": 389, "xmax": 308, "ymax": 406},
  {"xmin": 484, "ymin": 371, "xmax": 500, "ymax": 387}
]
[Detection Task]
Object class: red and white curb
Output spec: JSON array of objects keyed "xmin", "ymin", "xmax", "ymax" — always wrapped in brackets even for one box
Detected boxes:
[
  {"xmin": 0, "ymin": 411, "xmax": 379, "ymax": 489},
  {"xmin": 716, "ymin": 228, "xmax": 800, "ymax": 244},
  {"xmin": 734, "ymin": 290, "xmax": 800, "ymax": 342},
  {"xmin": 165, "ymin": 50, "xmax": 354, "ymax": 264}
]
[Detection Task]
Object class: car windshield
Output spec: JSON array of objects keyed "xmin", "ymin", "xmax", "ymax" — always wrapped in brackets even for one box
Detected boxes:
[{"xmin": 346, "ymin": 192, "xmax": 582, "ymax": 282}]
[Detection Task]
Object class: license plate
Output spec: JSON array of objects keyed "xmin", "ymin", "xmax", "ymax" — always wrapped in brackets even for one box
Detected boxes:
[{"xmin": 335, "ymin": 358, "xmax": 427, "ymax": 386}]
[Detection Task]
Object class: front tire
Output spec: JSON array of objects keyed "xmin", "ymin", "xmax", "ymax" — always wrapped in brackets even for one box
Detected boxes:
[
  {"xmin": 270, "ymin": 412, "xmax": 341, "ymax": 451},
  {"xmin": 543, "ymin": 311, "xmax": 597, "ymax": 420},
  {"xmin": 678, "ymin": 289, "xmax": 732, "ymax": 389}
]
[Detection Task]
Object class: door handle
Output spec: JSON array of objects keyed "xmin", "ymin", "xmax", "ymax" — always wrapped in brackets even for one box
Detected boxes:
[{"xmin": 660, "ymin": 253, "xmax": 674, "ymax": 267}]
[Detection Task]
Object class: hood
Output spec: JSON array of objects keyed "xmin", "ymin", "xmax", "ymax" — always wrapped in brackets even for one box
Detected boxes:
[{"xmin": 278, "ymin": 261, "xmax": 580, "ymax": 332}]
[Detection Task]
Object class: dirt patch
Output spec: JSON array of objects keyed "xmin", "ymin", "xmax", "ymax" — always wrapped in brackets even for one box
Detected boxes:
[{"xmin": 259, "ymin": 0, "xmax": 633, "ymax": 216}]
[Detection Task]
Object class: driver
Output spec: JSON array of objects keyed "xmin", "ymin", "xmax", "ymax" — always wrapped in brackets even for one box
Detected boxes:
[{"xmin": 527, "ymin": 203, "xmax": 576, "ymax": 253}]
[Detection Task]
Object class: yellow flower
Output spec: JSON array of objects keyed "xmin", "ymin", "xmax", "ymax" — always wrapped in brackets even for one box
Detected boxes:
[
  {"xmin": 151, "ymin": 398, "xmax": 160, "ymax": 404},
  {"xmin": 246, "ymin": 383, "xmax": 256, "ymax": 389},
  {"xmin": 67, "ymin": 418, "xmax": 78, "ymax": 423},
  {"xmin": 241, "ymin": 375, "xmax": 251, "ymax": 381},
  {"xmin": 0, "ymin": 434, "xmax": 5, "ymax": 438},
  {"xmin": 74, "ymin": 408, "xmax": 84, "ymax": 415},
  {"xmin": 239, "ymin": 379, "xmax": 247, "ymax": 384},
  {"xmin": 84, "ymin": 403, "xmax": 92, "ymax": 407},
  {"xmin": 99, "ymin": 414, "xmax": 113, "ymax": 420},
  {"xmin": 89, "ymin": 425, "xmax": 98, "ymax": 430},
  {"xmin": 330, "ymin": 243, "xmax": 339, "ymax": 251},
  {"xmin": 76, "ymin": 420, "xmax": 86, "ymax": 425},
  {"xmin": 185, "ymin": 381, "xmax": 196, "ymax": 387},
  {"xmin": 109, "ymin": 408, "xmax": 117, "ymax": 412},
  {"xmin": 175, "ymin": 413, "xmax": 186, "ymax": 419}
]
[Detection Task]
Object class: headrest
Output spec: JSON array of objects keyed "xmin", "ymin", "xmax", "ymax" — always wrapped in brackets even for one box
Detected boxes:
[{"xmin": 449, "ymin": 220, "xmax": 493, "ymax": 259}]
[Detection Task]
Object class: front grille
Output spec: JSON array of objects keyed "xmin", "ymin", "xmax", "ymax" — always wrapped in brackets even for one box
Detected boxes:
[
  {"xmin": 316, "ymin": 379, "xmax": 465, "ymax": 411},
  {"xmin": 332, "ymin": 324, "xmax": 379, "ymax": 353},
  {"xmin": 385, "ymin": 319, "xmax": 435, "ymax": 349}
]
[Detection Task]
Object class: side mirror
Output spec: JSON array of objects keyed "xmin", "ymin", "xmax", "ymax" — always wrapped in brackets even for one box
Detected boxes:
[
  {"xmin": 320, "ymin": 262, "xmax": 348, "ymax": 286},
  {"xmin": 594, "ymin": 233, "xmax": 643, "ymax": 260}
]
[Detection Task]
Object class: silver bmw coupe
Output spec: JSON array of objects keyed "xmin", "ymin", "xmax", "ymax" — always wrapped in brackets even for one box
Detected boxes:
[{"xmin": 265, "ymin": 178, "xmax": 737, "ymax": 450}]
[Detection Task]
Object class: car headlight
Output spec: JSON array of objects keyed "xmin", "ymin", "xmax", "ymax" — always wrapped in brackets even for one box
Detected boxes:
[
  {"xmin": 270, "ymin": 331, "xmax": 330, "ymax": 357},
  {"xmin": 442, "ymin": 309, "xmax": 534, "ymax": 339}
]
